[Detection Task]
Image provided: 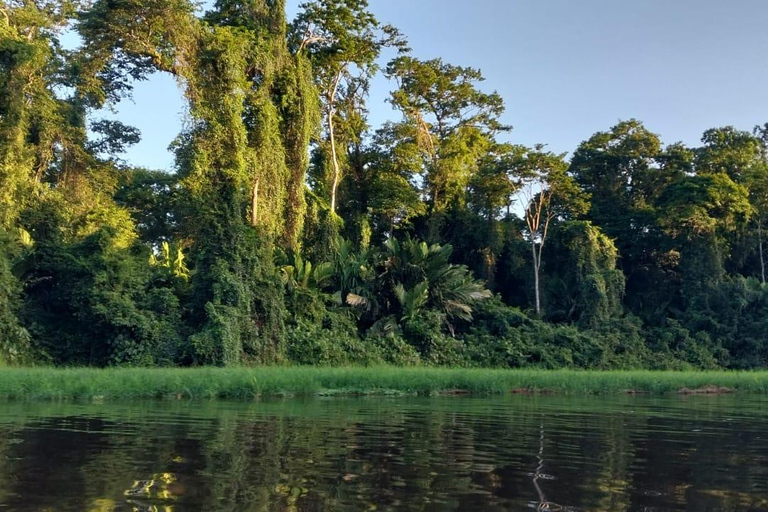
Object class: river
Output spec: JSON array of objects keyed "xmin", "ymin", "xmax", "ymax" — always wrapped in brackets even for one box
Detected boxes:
[{"xmin": 0, "ymin": 395, "xmax": 765, "ymax": 511}]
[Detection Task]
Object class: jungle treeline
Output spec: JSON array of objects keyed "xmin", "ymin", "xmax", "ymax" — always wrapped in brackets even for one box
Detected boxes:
[{"xmin": 2, "ymin": 0, "xmax": 768, "ymax": 369}]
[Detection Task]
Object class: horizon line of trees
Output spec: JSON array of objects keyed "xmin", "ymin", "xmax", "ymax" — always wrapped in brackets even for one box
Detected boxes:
[{"xmin": 2, "ymin": 0, "xmax": 768, "ymax": 369}]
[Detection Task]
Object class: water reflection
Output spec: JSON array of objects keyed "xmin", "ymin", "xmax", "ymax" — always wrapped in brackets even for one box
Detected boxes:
[{"xmin": 0, "ymin": 396, "xmax": 765, "ymax": 511}]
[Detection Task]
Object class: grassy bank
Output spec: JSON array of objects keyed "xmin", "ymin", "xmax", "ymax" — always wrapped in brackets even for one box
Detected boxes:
[{"xmin": 0, "ymin": 367, "xmax": 768, "ymax": 400}]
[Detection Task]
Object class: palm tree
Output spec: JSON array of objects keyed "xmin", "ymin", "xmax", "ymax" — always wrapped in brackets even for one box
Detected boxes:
[
  {"xmin": 341, "ymin": 236, "xmax": 491, "ymax": 334},
  {"xmin": 279, "ymin": 252, "xmax": 333, "ymax": 292}
]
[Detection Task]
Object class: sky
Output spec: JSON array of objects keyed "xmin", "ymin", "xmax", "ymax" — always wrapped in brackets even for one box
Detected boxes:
[{"xmin": 90, "ymin": 0, "xmax": 768, "ymax": 171}]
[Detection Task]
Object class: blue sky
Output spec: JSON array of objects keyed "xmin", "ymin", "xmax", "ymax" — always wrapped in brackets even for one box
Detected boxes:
[{"xmin": 90, "ymin": 0, "xmax": 768, "ymax": 170}]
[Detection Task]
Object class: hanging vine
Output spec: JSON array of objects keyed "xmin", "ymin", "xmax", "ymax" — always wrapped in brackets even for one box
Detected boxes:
[{"xmin": 77, "ymin": 0, "xmax": 321, "ymax": 364}]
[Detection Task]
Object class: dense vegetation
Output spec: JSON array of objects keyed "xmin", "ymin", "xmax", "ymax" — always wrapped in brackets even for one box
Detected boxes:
[{"xmin": 2, "ymin": 0, "xmax": 768, "ymax": 370}]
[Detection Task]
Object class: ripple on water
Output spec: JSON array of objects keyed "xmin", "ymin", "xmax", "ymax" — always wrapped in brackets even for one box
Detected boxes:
[{"xmin": 0, "ymin": 396, "xmax": 765, "ymax": 510}]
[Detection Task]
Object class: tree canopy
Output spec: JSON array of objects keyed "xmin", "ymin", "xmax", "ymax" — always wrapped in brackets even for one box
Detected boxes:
[{"xmin": 1, "ymin": 1, "xmax": 768, "ymax": 370}]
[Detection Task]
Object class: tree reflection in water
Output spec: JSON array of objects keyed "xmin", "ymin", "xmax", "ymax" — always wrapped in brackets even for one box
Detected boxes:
[
  {"xmin": 528, "ymin": 422, "xmax": 575, "ymax": 512},
  {"xmin": 0, "ymin": 396, "xmax": 762, "ymax": 511}
]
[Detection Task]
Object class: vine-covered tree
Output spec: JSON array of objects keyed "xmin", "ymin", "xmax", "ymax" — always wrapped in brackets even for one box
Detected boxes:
[{"xmin": 2, "ymin": 0, "xmax": 768, "ymax": 370}]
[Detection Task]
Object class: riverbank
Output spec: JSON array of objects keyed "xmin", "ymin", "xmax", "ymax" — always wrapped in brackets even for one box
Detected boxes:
[{"xmin": 0, "ymin": 367, "xmax": 767, "ymax": 400}]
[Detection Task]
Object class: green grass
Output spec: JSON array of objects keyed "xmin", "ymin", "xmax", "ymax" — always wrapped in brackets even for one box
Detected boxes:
[{"xmin": 0, "ymin": 366, "xmax": 768, "ymax": 400}]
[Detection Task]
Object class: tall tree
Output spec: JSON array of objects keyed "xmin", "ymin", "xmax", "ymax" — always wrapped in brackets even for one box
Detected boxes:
[
  {"xmin": 570, "ymin": 120, "xmax": 663, "ymax": 250},
  {"xmin": 79, "ymin": 0, "xmax": 321, "ymax": 364},
  {"xmin": 464, "ymin": 144, "xmax": 521, "ymax": 287},
  {"xmin": 747, "ymin": 168, "xmax": 768, "ymax": 283},
  {"xmin": 659, "ymin": 172, "xmax": 752, "ymax": 310},
  {"xmin": 544, "ymin": 221, "xmax": 626, "ymax": 328},
  {"xmin": 385, "ymin": 56, "xmax": 510, "ymax": 238},
  {"xmin": 749, "ymin": 123, "xmax": 768, "ymax": 283},
  {"xmin": 570, "ymin": 120, "xmax": 686, "ymax": 323},
  {"xmin": 361, "ymin": 122, "xmax": 428, "ymax": 238},
  {"xmin": 516, "ymin": 146, "xmax": 588, "ymax": 315},
  {"xmin": 293, "ymin": 0, "xmax": 405, "ymax": 214},
  {"xmin": 696, "ymin": 126, "xmax": 763, "ymax": 183},
  {"xmin": 0, "ymin": 0, "xmax": 88, "ymax": 227}
]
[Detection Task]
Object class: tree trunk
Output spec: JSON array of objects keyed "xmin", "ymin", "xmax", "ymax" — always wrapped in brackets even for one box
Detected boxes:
[
  {"xmin": 484, "ymin": 213, "xmax": 496, "ymax": 289},
  {"xmin": 532, "ymin": 240, "xmax": 541, "ymax": 315},
  {"xmin": 328, "ymin": 107, "xmax": 340, "ymax": 214},
  {"xmin": 760, "ymin": 220, "xmax": 766, "ymax": 284},
  {"xmin": 327, "ymin": 72, "xmax": 343, "ymax": 214},
  {"xmin": 251, "ymin": 180, "xmax": 259, "ymax": 227}
]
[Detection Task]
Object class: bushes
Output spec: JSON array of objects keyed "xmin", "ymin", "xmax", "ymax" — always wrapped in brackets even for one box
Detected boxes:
[
  {"xmin": 187, "ymin": 222, "xmax": 287, "ymax": 366},
  {"xmin": 286, "ymin": 316, "xmax": 376, "ymax": 366},
  {"xmin": 19, "ymin": 226, "xmax": 186, "ymax": 366},
  {"xmin": 9, "ymin": 222, "xmax": 768, "ymax": 370},
  {"xmin": 458, "ymin": 297, "xmax": 692, "ymax": 370},
  {"xmin": 0, "ymin": 231, "xmax": 32, "ymax": 364},
  {"xmin": 364, "ymin": 334, "xmax": 423, "ymax": 366},
  {"xmin": 284, "ymin": 315, "xmax": 428, "ymax": 366}
]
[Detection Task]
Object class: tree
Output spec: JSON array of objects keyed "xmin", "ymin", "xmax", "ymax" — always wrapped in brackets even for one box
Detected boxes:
[
  {"xmin": 659, "ymin": 172, "xmax": 752, "ymax": 312},
  {"xmin": 463, "ymin": 144, "xmax": 522, "ymax": 287},
  {"xmin": 114, "ymin": 168, "xmax": 180, "ymax": 246},
  {"xmin": 696, "ymin": 126, "xmax": 763, "ymax": 183},
  {"xmin": 570, "ymin": 120, "xmax": 665, "ymax": 249},
  {"xmin": 324, "ymin": 236, "xmax": 490, "ymax": 340},
  {"xmin": 377, "ymin": 237, "xmax": 491, "ymax": 330},
  {"xmin": 570, "ymin": 120, "xmax": 690, "ymax": 324},
  {"xmin": 385, "ymin": 56, "xmax": 510, "ymax": 238},
  {"xmin": 362, "ymin": 122, "xmax": 428, "ymax": 238},
  {"xmin": 748, "ymin": 125, "xmax": 768, "ymax": 283},
  {"xmin": 516, "ymin": 146, "xmax": 588, "ymax": 315},
  {"xmin": 468, "ymin": 145, "xmax": 521, "ymax": 223},
  {"xmin": 0, "ymin": 230, "xmax": 33, "ymax": 363},
  {"xmin": 79, "ymin": 0, "xmax": 322, "ymax": 364},
  {"xmin": 0, "ymin": 0, "xmax": 90, "ymax": 226},
  {"xmin": 293, "ymin": 0, "xmax": 405, "ymax": 214},
  {"xmin": 544, "ymin": 221, "xmax": 626, "ymax": 329}
]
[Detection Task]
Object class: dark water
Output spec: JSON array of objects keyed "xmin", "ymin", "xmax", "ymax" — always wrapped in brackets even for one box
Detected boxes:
[{"xmin": 0, "ymin": 396, "xmax": 766, "ymax": 511}]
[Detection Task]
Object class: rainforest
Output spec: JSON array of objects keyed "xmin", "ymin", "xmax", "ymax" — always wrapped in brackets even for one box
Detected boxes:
[{"xmin": 2, "ymin": 0, "xmax": 768, "ymax": 371}]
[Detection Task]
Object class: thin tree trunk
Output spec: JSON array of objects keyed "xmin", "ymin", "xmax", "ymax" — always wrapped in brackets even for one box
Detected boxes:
[
  {"xmin": 327, "ymin": 72, "xmax": 343, "ymax": 214},
  {"xmin": 328, "ymin": 107, "xmax": 340, "ymax": 213},
  {"xmin": 251, "ymin": 180, "xmax": 259, "ymax": 227},
  {"xmin": 759, "ymin": 220, "xmax": 766, "ymax": 284},
  {"xmin": 532, "ymin": 240, "xmax": 541, "ymax": 315},
  {"xmin": 484, "ymin": 213, "xmax": 496, "ymax": 289}
]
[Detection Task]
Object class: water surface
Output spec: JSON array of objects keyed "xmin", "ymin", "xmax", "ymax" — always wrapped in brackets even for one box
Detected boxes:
[{"xmin": 0, "ymin": 395, "xmax": 766, "ymax": 511}]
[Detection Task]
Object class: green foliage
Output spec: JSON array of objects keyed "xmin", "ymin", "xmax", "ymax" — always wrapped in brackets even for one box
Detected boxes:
[
  {"xmin": 286, "ymin": 315, "xmax": 379, "ymax": 366},
  {"xmin": 660, "ymin": 172, "xmax": 752, "ymax": 239},
  {"xmin": 4, "ymin": 0, "xmax": 768, "ymax": 372},
  {"xmin": 0, "ymin": 230, "xmax": 32, "ymax": 364},
  {"xmin": 338, "ymin": 126, "xmax": 426, "ymax": 243},
  {"xmin": 149, "ymin": 241, "xmax": 190, "ymax": 280},
  {"xmin": 20, "ymin": 226, "xmax": 184, "ymax": 366},
  {"xmin": 543, "ymin": 221, "xmax": 625, "ymax": 328},
  {"xmin": 294, "ymin": 0, "xmax": 405, "ymax": 215},
  {"xmin": 385, "ymin": 56, "xmax": 509, "ymax": 221},
  {"xmin": 187, "ymin": 224, "xmax": 286, "ymax": 366},
  {"xmin": 328, "ymin": 236, "xmax": 491, "ymax": 342},
  {"xmin": 515, "ymin": 145, "xmax": 590, "ymax": 314},
  {"xmin": 114, "ymin": 168, "xmax": 180, "ymax": 245}
]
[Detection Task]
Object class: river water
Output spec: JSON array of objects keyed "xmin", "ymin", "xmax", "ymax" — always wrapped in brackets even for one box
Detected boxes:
[{"xmin": 0, "ymin": 395, "xmax": 765, "ymax": 511}]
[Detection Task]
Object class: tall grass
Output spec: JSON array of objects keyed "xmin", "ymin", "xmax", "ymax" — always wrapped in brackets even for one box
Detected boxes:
[{"xmin": 0, "ymin": 367, "xmax": 768, "ymax": 400}]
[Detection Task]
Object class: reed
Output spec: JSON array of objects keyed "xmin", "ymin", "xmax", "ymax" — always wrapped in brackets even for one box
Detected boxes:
[{"xmin": 0, "ymin": 366, "xmax": 767, "ymax": 400}]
